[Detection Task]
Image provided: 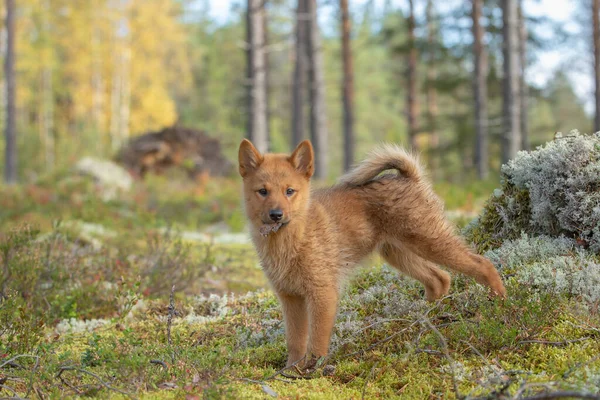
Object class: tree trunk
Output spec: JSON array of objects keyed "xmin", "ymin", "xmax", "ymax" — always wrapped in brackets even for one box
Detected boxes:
[
  {"xmin": 4, "ymin": 0, "xmax": 16, "ymax": 183},
  {"xmin": 501, "ymin": 0, "xmax": 521, "ymax": 164},
  {"xmin": 292, "ymin": 0, "xmax": 308, "ymax": 148},
  {"xmin": 41, "ymin": 0, "xmax": 54, "ymax": 169},
  {"xmin": 92, "ymin": 21, "xmax": 105, "ymax": 137},
  {"xmin": 119, "ymin": 47, "xmax": 131, "ymax": 145},
  {"xmin": 110, "ymin": 60, "xmax": 122, "ymax": 151},
  {"xmin": 594, "ymin": 0, "xmax": 600, "ymax": 132},
  {"xmin": 341, "ymin": 0, "xmax": 355, "ymax": 171},
  {"xmin": 307, "ymin": 0, "xmax": 328, "ymax": 179},
  {"xmin": 426, "ymin": 0, "xmax": 438, "ymax": 176},
  {"xmin": 246, "ymin": 0, "xmax": 268, "ymax": 153},
  {"xmin": 263, "ymin": 5, "xmax": 271, "ymax": 151},
  {"xmin": 518, "ymin": 1, "xmax": 529, "ymax": 150},
  {"xmin": 473, "ymin": 0, "xmax": 489, "ymax": 179},
  {"xmin": 406, "ymin": 0, "xmax": 418, "ymax": 152},
  {"xmin": 41, "ymin": 67, "xmax": 55, "ymax": 169}
]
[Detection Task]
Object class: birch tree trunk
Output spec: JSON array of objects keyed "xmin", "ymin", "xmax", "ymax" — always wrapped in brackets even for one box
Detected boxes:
[
  {"xmin": 501, "ymin": 0, "xmax": 521, "ymax": 164},
  {"xmin": 307, "ymin": 0, "xmax": 328, "ymax": 179},
  {"xmin": 406, "ymin": 0, "xmax": 418, "ymax": 152},
  {"xmin": 119, "ymin": 46, "xmax": 131, "ymax": 145},
  {"xmin": 4, "ymin": 0, "xmax": 16, "ymax": 183},
  {"xmin": 473, "ymin": 0, "xmax": 489, "ymax": 179},
  {"xmin": 292, "ymin": 0, "xmax": 308, "ymax": 148},
  {"xmin": 341, "ymin": 0, "xmax": 355, "ymax": 171},
  {"xmin": 594, "ymin": 0, "xmax": 600, "ymax": 132},
  {"xmin": 246, "ymin": 0, "xmax": 268, "ymax": 153},
  {"xmin": 110, "ymin": 49, "xmax": 123, "ymax": 151},
  {"xmin": 92, "ymin": 23, "xmax": 106, "ymax": 137}
]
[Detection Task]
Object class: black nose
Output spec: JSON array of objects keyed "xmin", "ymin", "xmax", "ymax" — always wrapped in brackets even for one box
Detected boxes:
[{"xmin": 269, "ymin": 209, "xmax": 283, "ymax": 222}]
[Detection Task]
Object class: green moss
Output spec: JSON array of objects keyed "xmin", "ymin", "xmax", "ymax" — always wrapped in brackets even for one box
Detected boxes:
[{"xmin": 464, "ymin": 183, "xmax": 531, "ymax": 253}]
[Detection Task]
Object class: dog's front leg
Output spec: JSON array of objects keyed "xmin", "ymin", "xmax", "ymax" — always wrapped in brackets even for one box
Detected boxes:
[
  {"xmin": 278, "ymin": 292, "xmax": 309, "ymax": 367},
  {"xmin": 305, "ymin": 289, "xmax": 338, "ymax": 368}
]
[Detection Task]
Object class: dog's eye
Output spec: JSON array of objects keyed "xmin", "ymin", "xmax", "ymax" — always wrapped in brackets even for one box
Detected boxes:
[
  {"xmin": 286, "ymin": 188, "xmax": 295, "ymax": 196},
  {"xmin": 258, "ymin": 188, "xmax": 268, "ymax": 197}
]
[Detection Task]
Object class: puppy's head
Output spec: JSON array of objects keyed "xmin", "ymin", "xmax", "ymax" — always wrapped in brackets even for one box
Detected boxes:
[{"xmin": 238, "ymin": 139, "xmax": 314, "ymax": 235}]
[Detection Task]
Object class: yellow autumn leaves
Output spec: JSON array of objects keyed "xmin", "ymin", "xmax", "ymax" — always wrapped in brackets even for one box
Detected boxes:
[{"xmin": 11, "ymin": 0, "xmax": 191, "ymax": 146}]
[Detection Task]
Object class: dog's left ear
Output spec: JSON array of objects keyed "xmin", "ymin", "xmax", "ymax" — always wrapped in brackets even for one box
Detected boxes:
[{"xmin": 289, "ymin": 140, "xmax": 314, "ymax": 179}]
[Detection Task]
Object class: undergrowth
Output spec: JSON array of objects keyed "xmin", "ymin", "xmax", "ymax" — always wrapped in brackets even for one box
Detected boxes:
[{"xmin": 1, "ymin": 144, "xmax": 599, "ymax": 399}]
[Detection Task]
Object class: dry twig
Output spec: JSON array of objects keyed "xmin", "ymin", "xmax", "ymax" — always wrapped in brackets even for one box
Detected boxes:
[
  {"xmin": 56, "ymin": 366, "xmax": 135, "ymax": 399},
  {"xmin": 422, "ymin": 317, "xmax": 461, "ymax": 400},
  {"xmin": 167, "ymin": 284, "xmax": 175, "ymax": 347}
]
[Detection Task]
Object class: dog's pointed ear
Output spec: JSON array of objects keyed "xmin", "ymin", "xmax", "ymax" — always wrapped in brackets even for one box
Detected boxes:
[
  {"xmin": 238, "ymin": 139, "xmax": 263, "ymax": 177},
  {"xmin": 289, "ymin": 140, "xmax": 314, "ymax": 179}
]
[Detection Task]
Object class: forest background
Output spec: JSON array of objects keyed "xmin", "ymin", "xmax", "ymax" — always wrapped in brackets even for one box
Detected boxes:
[{"xmin": 0, "ymin": 0, "xmax": 597, "ymax": 183}]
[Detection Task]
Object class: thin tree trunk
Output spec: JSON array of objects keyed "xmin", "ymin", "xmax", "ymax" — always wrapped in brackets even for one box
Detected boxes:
[
  {"xmin": 4, "ymin": 0, "xmax": 16, "ymax": 183},
  {"xmin": 501, "ymin": 0, "xmax": 521, "ymax": 164},
  {"xmin": 247, "ymin": 0, "xmax": 268, "ymax": 153},
  {"xmin": 0, "ymin": 8, "xmax": 5, "ymax": 152},
  {"xmin": 92, "ymin": 24, "xmax": 105, "ymax": 136},
  {"xmin": 41, "ymin": 0, "xmax": 54, "ymax": 169},
  {"xmin": 110, "ymin": 50, "xmax": 122, "ymax": 151},
  {"xmin": 41, "ymin": 67, "xmax": 55, "ymax": 169},
  {"xmin": 473, "ymin": 0, "xmax": 488, "ymax": 179},
  {"xmin": 307, "ymin": 0, "xmax": 328, "ymax": 179},
  {"xmin": 263, "ymin": 4, "xmax": 271, "ymax": 151},
  {"xmin": 341, "ymin": 0, "xmax": 355, "ymax": 171},
  {"xmin": 245, "ymin": 0, "xmax": 253, "ymax": 141},
  {"xmin": 426, "ymin": 0, "xmax": 438, "ymax": 176},
  {"xmin": 594, "ymin": 0, "xmax": 600, "ymax": 132},
  {"xmin": 406, "ymin": 0, "xmax": 418, "ymax": 152},
  {"xmin": 292, "ymin": 0, "xmax": 308, "ymax": 148},
  {"xmin": 518, "ymin": 1, "xmax": 529, "ymax": 150},
  {"xmin": 119, "ymin": 47, "xmax": 131, "ymax": 144}
]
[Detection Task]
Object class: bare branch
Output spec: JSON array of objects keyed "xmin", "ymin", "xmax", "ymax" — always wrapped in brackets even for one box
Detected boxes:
[
  {"xmin": 421, "ymin": 317, "xmax": 461, "ymax": 400},
  {"xmin": 167, "ymin": 284, "xmax": 175, "ymax": 347},
  {"xmin": 517, "ymin": 337, "xmax": 591, "ymax": 347},
  {"xmin": 56, "ymin": 366, "xmax": 135, "ymax": 398}
]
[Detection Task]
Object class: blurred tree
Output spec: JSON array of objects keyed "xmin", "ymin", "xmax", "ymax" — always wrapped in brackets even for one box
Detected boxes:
[
  {"xmin": 292, "ymin": 0, "xmax": 307, "ymax": 148},
  {"xmin": 4, "ymin": 0, "xmax": 16, "ymax": 183},
  {"xmin": 501, "ymin": 0, "xmax": 521, "ymax": 164},
  {"xmin": 341, "ymin": 0, "xmax": 355, "ymax": 171},
  {"xmin": 546, "ymin": 70, "xmax": 592, "ymax": 134},
  {"xmin": 307, "ymin": 0, "xmax": 328, "ymax": 179},
  {"xmin": 518, "ymin": 0, "xmax": 529, "ymax": 150},
  {"xmin": 425, "ymin": 0, "xmax": 438, "ymax": 174},
  {"xmin": 127, "ymin": 0, "xmax": 190, "ymax": 135},
  {"xmin": 246, "ymin": 0, "xmax": 268, "ymax": 153},
  {"xmin": 406, "ymin": 0, "xmax": 418, "ymax": 152},
  {"xmin": 594, "ymin": 0, "xmax": 600, "ymax": 132},
  {"xmin": 472, "ymin": 0, "xmax": 488, "ymax": 179}
]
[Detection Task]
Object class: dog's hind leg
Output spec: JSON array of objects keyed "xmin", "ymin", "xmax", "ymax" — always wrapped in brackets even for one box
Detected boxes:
[
  {"xmin": 389, "ymin": 215, "xmax": 506, "ymax": 297},
  {"xmin": 380, "ymin": 242, "xmax": 451, "ymax": 301}
]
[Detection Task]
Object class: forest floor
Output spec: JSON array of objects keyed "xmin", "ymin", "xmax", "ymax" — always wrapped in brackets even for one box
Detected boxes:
[{"xmin": 1, "ymin": 170, "xmax": 599, "ymax": 399}]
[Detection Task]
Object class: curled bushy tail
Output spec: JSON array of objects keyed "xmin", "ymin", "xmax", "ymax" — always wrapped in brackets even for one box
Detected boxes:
[{"xmin": 338, "ymin": 144, "xmax": 423, "ymax": 186}]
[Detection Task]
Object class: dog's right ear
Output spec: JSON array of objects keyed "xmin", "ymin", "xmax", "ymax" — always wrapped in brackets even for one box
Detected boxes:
[{"xmin": 238, "ymin": 139, "xmax": 263, "ymax": 177}]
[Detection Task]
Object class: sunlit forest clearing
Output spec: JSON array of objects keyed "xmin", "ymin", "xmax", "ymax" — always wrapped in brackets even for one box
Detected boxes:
[{"xmin": 1, "ymin": 0, "xmax": 600, "ymax": 399}]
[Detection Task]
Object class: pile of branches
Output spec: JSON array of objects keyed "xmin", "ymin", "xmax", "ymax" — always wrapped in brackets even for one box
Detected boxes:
[{"xmin": 116, "ymin": 125, "xmax": 233, "ymax": 180}]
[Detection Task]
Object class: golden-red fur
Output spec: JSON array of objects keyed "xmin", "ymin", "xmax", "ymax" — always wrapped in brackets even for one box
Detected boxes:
[{"xmin": 238, "ymin": 139, "xmax": 506, "ymax": 368}]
